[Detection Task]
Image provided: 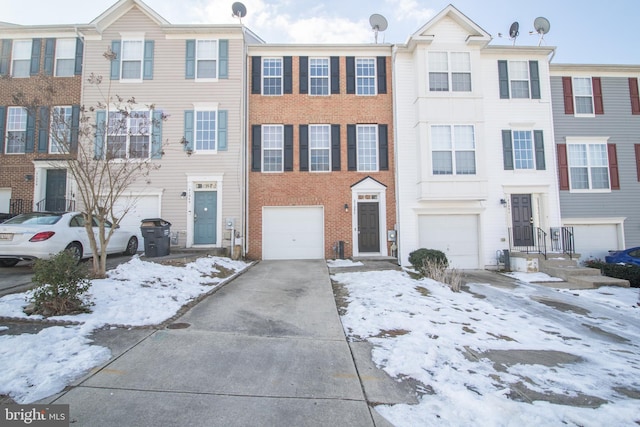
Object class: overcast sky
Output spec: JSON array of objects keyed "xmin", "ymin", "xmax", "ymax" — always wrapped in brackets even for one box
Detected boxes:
[{"xmin": 2, "ymin": 0, "xmax": 639, "ymax": 65}]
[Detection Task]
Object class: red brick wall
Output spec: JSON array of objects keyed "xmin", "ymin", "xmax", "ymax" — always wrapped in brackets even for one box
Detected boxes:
[
  {"xmin": 248, "ymin": 55, "xmax": 396, "ymax": 260},
  {"xmin": 0, "ymin": 38, "xmax": 82, "ymax": 211}
]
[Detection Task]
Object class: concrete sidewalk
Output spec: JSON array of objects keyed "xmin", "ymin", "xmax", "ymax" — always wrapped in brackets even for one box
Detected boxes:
[{"xmin": 49, "ymin": 260, "xmax": 396, "ymax": 426}]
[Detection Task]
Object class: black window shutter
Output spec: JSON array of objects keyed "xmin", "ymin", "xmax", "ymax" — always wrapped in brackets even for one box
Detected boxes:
[
  {"xmin": 284, "ymin": 125, "xmax": 293, "ymax": 171},
  {"xmin": 283, "ymin": 56, "xmax": 292, "ymax": 94},
  {"xmin": 44, "ymin": 38, "xmax": 55, "ymax": 76},
  {"xmin": 299, "ymin": 125, "xmax": 309, "ymax": 171},
  {"xmin": 498, "ymin": 60, "xmax": 509, "ymax": 99},
  {"xmin": 25, "ymin": 110, "xmax": 36, "ymax": 152},
  {"xmin": 0, "ymin": 106, "xmax": 5, "ymax": 153},
  {"xmin": 377, "ymin": 57, "xmax": 387, "ymax": 94},
  {"xmin": 30, "ymin": 39, "xmax": 41, "ymax": 76},
  {"xmin": 534, "ymin": 130, "xmax": 545, "ymax": 170},
  {"xmin": 299, "ymin": 56, "xmax": 308, "ymax": 94},
  {"xmin": 346, "ymin": 57, "xmax": 355, "ymax": 94},
  {"xmin": 331, "ymin": 124, "xmax": 341, "ymax": 170},
  {"xmin": 378, "ymin": 124, "xmax": 388, "ymax": 170},
  {"xmin": 529, "ymin": 61, "xmax": 540, "ymax": 99},
  {"xmin": 38, "ymin": 106, "xmax": 49, "ymax": 152},
  {"xmin": 71, "ymin": 105, "xmax": 80, "ymax": 153},
  {"xmin": 251, "ymin": 125, "xmax": 262, "ymax": 171},
  {"xmin": 251, "ymin": 56, "xmax": 261, "ymax": 94},
  {"xmin": 502, "ymin": 130, "xmax": 513, "ymax": 170},
  {"xmin": 0, "ymin": 40, "xmax": 11, "ymax": 76},
  {"xmin": 330, "ymin": 56, "xmax": 340, "ymax": 94},
  {"xmin": 347, "ymin": 124, "xmax": 357, "ymax": 170},
  {"xmin": 74, "ymin": 38, "xmax": 84, "ymax": 76}
]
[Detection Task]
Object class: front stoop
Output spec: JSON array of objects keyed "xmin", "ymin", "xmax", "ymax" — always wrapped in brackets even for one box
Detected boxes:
[{"xmin": 511, "ymin": 252, "xmax": 630, "ymax": 289}]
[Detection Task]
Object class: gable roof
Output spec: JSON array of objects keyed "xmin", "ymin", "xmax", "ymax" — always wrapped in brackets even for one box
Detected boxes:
[
  {"xmin": 404, "ymin": 4, "xmax": 491, "ymax": 49},
  {"xmin": 90, "ymin": 0, "xmax": 169, "ymax": 32}
]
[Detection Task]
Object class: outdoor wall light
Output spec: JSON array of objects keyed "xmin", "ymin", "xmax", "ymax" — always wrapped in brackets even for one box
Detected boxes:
[
  {"xmin": 180, "ymin": 192, "xmax": 187, "ymax": 199},
  {"xmin": 344, "ymin": 203, "xmax": 349, "ymax": 212},
  {"xmin": 24, "ymin": 174, "xmax": 33, "ymax": 182},
  {"xmin": 500, "ymin": 198, "xmax": 507, "ymax": 206}
]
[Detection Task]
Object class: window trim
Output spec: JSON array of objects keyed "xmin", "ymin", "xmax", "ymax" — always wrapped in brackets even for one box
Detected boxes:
[
  {"xmin": 356, "ymin": 124, "xmax": 379, "ymax": 172},
  {"xmin": 261, "ymin": 124, "xmax": 284, "ymax": 173},
  {"xmin": 105, "ymin": 109, "xmax": 152, "ymax": 160},
  {"xmin": 54, "ymin": 38, "xmax": 76, "ymax": 77},
  {"xmin": 508, "ymin": 60, "xmax": 531, "ymax": 99},
  {"xmin": 428, "ymin": 51, "xmax": 471, "ymax": 93},
  {"xmin": 11, "ymin": 40, "xmax": 32, "ymax": 78},
  {"xmin": 565, "ymin": 137, "xmax": 611, "ymax": 193},
  {"xmin": 262, "ymin": 57, "xmax": 283, "ymax": 96},
  {"xmin": 49, "ymin": 106, "xmax": 72, "ymax": 154},
  {"xmin": 309, "ymin": 57, "xmax": 330, "ymax": 96},
  {"xmin": 309, "ymin": 124, "xmax": 331, "ymax": 172},
  {"xmin": 5, "ymin": 106, "xmax": 28, "ymax": 154},
  {"xmin": 193, "ymin": 107, "xmax": 219, "ymax": 153},
  {"xmin": 119, "ymin": 37, "xmax": 144, "ymax": 82},
  {"xmin": 430, "ymin": 124, "xmax": 476, "ymax": 176},
  {"xmin": 572, "ymin": 76, "xmax": 595, "ymax": 117},
  {"xmin": 195, "ymin": 39, "xmax": 218, "ymax": 81},
  {"xmin": 355, "ymin": 58, "xmax": 377, "ymax": 96}
]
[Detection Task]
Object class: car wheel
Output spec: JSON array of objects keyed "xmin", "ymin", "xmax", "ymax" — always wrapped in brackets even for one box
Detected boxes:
[
  {"xmin": 124, "ymin": 236, "xmax": 138, "ymax": 255},
  {"xmin": 65, "ymin": 242, "xmax": 83, "ymax": 262},
  {"xmin": 0, "ymin": 259, "xmax": 19, "ymax": 267}
]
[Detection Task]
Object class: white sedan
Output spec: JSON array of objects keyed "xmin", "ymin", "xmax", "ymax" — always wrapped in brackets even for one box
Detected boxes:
[{"xmin": 0, "ymin": 212, "xmax": 139, "ymax": 267}]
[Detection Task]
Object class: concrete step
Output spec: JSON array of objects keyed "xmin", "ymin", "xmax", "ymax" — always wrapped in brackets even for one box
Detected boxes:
[
  {"xmin": 567, "ymin": 275, "xmax": 630, "ymax": 289},
  {"xmin": 541, "ymin": 265, "xmax": 601, "ymax": 281},
  {"xmin": 541, "ymin": 258, "xmax": 580, "ymax": 268}
]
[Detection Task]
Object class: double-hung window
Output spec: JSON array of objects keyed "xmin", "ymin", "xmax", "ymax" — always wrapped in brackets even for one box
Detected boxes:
[
  {"xmin": 55, "ymin": 39, "xmax": 76, "ymax": 77},
  {"xmin": 309, "ymin": 125, "xmax": 330, "ymax": 171},
  {"xmin": 428, "ymin": 52, "xmax": 471, "ymax": 92},
  {"xmin": 50, "ymin": 106, "xmax": 72, "ymax": 153},
  {"xmin": 196, "ymin": 40, "xmax": 217, "ymax": 79},
  {"xmin": 195, "ymin": 110, "xmax": 217, "ymax": 152},
  {"xmin": 356, "ymin": 58, "xmax": 376, "ymax": 95},
  {"xmin": 309, "ymin": 58, "xmax": 329, "ymax": 96},
  {"xmin": 262, "ymin": 58, "xmax": 282, "ymax": 95},
  {"xmin": 357, "ymin": 125, "xmax": 378, "ymax": 172},
  {"xmin": 573, "ymin": 77, "xmax": 594, "ymax": 115},
  {"xmin": 431, "ymin": 125, "xmax": 476, "ymax": 175},
  {"xmin": 107, "ymin": 110, "xmax": 150, "ymax": 159},
  {"xmin": 262, "ymin": 125, "xmax": 283, "ymax": 172},
  {"xmin": 508, "ymin": 61, "xmax": 530, "ymax": 98},
  {"xmin": 5, "ymin": 107, "xmax": 27, "ymax": 153},
  {"xmin": 512, "ymin": 130, "xmax": 535, "ymax": 169},
  {"xmin": 11, "ymin": 40, "xmax": 31, "ymax": 78},
  {"xmin": 568, "ymin": 143, "xmax": 609, "ymax": 190},
  {"xmin": 121, "ymin": 39, "xmax": 143, "ymax": 80}
]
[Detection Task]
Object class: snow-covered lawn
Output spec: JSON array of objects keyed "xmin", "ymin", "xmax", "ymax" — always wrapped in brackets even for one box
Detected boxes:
[
  {"xmin": 0, "ymin": 256, "xmax": 250, "ymax": 404},
  {"xmin": 331, "ymin": 268, "xmax": 640, "ymax": 427}
]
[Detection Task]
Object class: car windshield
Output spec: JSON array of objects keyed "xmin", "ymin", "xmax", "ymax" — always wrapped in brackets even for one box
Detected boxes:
[{"xmin": 3, "ymin": 213, "xmax": 63, "ymax": 225}]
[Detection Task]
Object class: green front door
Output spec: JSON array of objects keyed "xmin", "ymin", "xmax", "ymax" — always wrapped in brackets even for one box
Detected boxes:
[
  {"xmin": 194, "ymin": 191, "xmax": 217, "ymax": 245},
  {"xmin": 45, "ymin": 169, "xmax": 67, "ymax": 211}
]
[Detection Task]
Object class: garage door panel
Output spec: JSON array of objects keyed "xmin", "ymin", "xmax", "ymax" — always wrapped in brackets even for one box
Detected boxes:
[
  {"xmin": 418, "ymin": 215, "xmax": 479, "ymax": 269},
  {"xmin": 113, "ymin": 196, "xmax": 161, "ymax": 241},
  {"xmin": 263, "ymin": 207, "xmax": 324, "ymax": 260},
  {"xmin": 570, "ymin": 224, "xmax": 620, "ymax": 261}
]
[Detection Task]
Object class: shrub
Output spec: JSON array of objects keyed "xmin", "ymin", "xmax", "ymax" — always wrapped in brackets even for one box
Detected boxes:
[
  {"xmin": 30, "ymin": 250, "xmax": 93, "ymax": 316},
  {"xmin": 584, "ymin": 259, "xmax": 640, "ymax": 288},
  {"xmin": 409, "ymin": 248, "xmax": 461, "ymax": 292}
]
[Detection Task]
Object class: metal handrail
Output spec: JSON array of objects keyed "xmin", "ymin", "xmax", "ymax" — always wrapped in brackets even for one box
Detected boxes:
[
  {"xmin": 561, "ymin": 226, "xmax": 575, "ymax": 259},
  {"xmin": 508, "ymin": 226, "xmax": 548, "ymax": 259}
]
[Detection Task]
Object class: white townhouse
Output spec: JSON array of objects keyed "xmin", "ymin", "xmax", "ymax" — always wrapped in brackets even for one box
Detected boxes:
[
  {"xmin": 393, "ymin": 5, "xmax": 563, "ymax": 269},
  {"xmin": 76, "ymin": 0, "xmax": 262, "ymax": 252}
]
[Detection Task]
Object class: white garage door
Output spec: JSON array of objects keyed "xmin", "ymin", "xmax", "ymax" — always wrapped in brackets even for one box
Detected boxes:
[
  {"xmin": 0, "ymin": 188, "xmax": 10, "ymax": 213},
  {"xmin": 569, "ymin": 224, "xmax": 621, "ymax": 261},
  {"xmin": 418, "ymin": 215, "xmax": 479, "ymax": 269},
  {"xmin": 113, "ymin": 195, "xmax": 161, "ymax": 241},
  {"xmin": 263, "ymin": 207, "xmax": 324, "ymax": 260}
]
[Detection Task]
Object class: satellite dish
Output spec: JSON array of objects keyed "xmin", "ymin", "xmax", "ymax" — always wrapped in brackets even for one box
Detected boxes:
[
  {"xmin": 232, "ymin": 2, "xmax": 247, "ymax": 22},
  {"xmin": 532, "ymin": 17, "xmax": 550, "ymax": 46},
  {"xmin": 369, "ymin": 14, "xmax": 388, "ymax": 44},
  {"xmin": 508, "ymin": 21, "xmax": 519, "ymax": 45}
]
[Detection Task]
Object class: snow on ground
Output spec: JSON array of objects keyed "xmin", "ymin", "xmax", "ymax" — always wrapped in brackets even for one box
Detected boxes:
[
  {"xmin": 331, "ymin": 268, "xmax": 640, "ymax": 427},
  {"xmin": 326, "ymin": 259, "xmax": 364, "ymax": 268},
  {"xmin": 503, "ymin": 271, "xmax": 565, "ymax": 282},
  {"xmin": 0, "ymin": 256, "xmax": 250, "ymax": 404}
]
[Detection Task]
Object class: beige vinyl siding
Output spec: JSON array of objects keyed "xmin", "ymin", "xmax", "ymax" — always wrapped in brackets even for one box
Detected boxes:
[{"xmin": 81, "ymin": 6, "xmax": 246, "ymax": 242}]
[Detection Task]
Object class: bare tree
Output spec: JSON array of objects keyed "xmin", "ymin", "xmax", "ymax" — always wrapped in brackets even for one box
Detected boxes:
[{"xmin": 15, "ymin": 49, "xmax": 168, "ymax": 276}]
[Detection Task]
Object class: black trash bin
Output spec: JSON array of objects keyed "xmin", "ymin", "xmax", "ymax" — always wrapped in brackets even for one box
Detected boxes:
[{"xmin": 140, "ymin": 218, "xmax": 172, "ymax": 257}]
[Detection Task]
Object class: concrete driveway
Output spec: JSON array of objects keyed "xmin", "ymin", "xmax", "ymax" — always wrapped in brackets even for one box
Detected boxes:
[{"xmin": 45, "ymin": 260, "xmax": 403, "ymax": 426}]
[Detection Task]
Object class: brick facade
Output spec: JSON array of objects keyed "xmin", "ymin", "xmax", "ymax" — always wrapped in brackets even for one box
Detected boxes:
[
  {"xmin": 248, "ymin": 54, "xmax": 396, "ymax": 260},
  {"xmin": 0, "ymin": 38, "xmax": 81, "ymax": 213}
]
